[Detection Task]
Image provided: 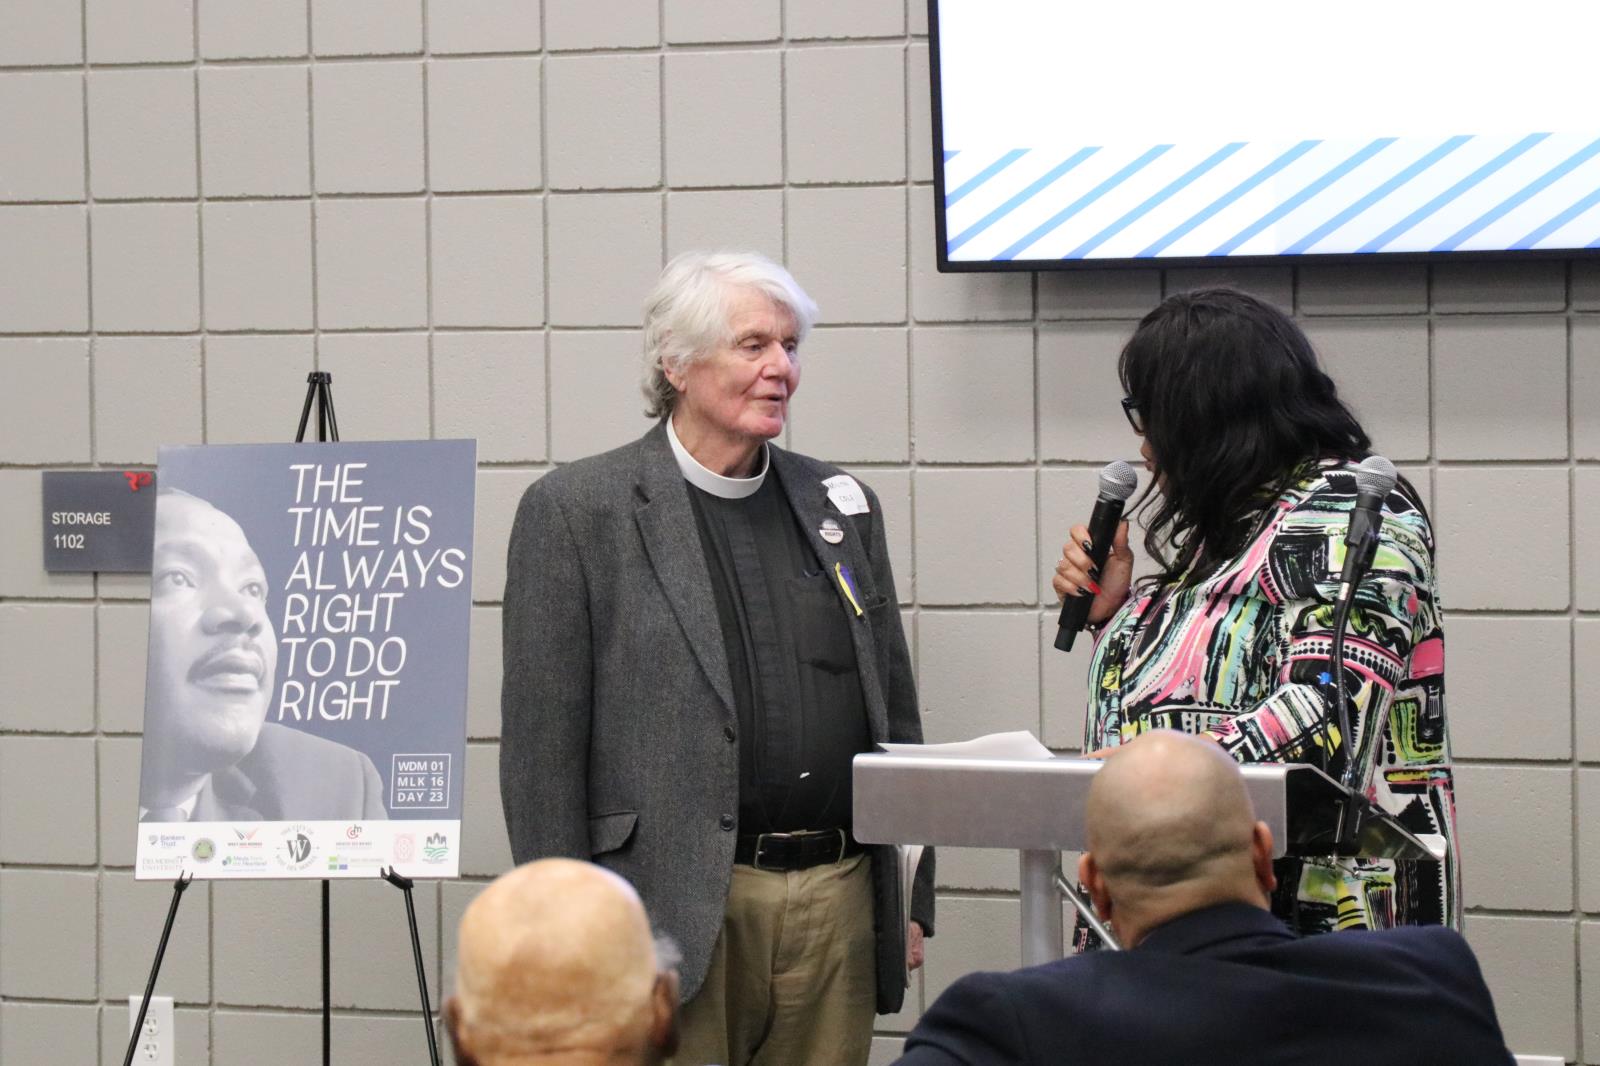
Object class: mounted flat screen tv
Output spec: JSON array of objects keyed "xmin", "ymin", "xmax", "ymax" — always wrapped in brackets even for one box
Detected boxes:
[{"xmin": 929, "ymin": 1, "xmax": 1600, "ymax": 270}]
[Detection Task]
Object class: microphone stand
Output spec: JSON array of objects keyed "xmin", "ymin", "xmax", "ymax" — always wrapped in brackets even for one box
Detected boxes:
[{"xmin": 1329, "ymin": 519, "xmax": 1381, "ymax": 854}]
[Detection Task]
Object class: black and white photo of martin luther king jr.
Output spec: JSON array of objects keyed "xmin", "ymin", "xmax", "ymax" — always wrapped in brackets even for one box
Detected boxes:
[{"xmin": 138, "ymin": 488, "xmax": 388, "ymax": 823}]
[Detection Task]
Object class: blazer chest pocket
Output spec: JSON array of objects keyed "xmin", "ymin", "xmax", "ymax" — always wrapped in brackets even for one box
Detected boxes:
[
  {"xmin": 861, "ymin": 593, "xmax": 892, "ymax": 637},
  {"xmin": 589, "ymin": 810, "xmax": 638, "ymax": 857}
]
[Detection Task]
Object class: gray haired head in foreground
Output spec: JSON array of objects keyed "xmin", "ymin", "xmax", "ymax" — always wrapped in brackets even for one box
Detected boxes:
[{"xmin": 640, "ymin": 251, "xmax": 820, "ymax": 419}]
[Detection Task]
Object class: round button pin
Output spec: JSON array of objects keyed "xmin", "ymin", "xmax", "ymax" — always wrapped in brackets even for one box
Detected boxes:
[{"xmin": 820, "ymin": 517, "xmax": 844, "ymax": 544}]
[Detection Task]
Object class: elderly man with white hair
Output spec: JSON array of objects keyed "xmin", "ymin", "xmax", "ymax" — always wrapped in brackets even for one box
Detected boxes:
[{"xmin": 501, "ymin": 252, "xmax": 934, "ymax": 1066}]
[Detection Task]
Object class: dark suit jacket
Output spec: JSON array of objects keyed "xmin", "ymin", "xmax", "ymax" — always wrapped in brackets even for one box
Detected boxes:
[
  {"xmin": 896, "ymin": 903, "xmax": 1512, "ymax": 1065},
  {"xmin": 500, "ymin": 424, "xmax": 934, "ymax": 1012},
  {"xmin": 186, "ymin": 723, "xmax": 388, "ymax": 821}
]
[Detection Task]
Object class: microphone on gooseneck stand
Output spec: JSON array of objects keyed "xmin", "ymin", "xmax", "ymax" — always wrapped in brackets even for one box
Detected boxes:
[
  {"xmin": 1336, "ymin": 455, "xmax": 1398, "ymax": 601},
  {"xmin": 1054, "ymin": 460, "xmax": 1138, "ymax": 653},
  {"xmin": 1329, "ymin": 455, "xmax": 1398, "ymax": 849}
]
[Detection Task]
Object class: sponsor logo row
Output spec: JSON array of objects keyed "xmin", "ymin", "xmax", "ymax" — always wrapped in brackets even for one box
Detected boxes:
[{"xmin": 138, "ymin": 823, "xmax": 453, "ymax": 877}]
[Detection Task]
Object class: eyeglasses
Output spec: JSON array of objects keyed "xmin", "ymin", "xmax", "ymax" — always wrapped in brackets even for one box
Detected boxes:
[{"xmin": 1120, "ymin": 396, "xmax": 1146, "ymax": 434}]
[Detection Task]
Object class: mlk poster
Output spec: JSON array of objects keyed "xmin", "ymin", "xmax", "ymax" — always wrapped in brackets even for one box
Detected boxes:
[{"xmin": 134, "ymin": 440, "xmax": 475, "ymax": 881}]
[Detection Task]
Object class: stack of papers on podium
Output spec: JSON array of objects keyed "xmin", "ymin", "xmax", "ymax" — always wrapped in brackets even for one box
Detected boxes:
[{"xmin": 880, "ymin": 730, "xmax": 1054, "ymax": 760}]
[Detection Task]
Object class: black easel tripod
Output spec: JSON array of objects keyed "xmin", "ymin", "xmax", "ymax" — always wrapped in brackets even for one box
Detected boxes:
[{"xmin": 124, "ymin": 372, "xmax": 441, "ymax": 1066}]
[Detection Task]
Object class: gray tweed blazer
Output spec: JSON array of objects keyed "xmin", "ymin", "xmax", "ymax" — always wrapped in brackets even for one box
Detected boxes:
[{"xmin": 500, "ymin": 422, "xmax": 934, "ymax": 1012}]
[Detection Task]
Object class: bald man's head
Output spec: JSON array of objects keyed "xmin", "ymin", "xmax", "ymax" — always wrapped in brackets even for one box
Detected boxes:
[
  {"xmin": 446, "ymin": 859, "xmax": 679, "ymax": 1066},
  {"xmin": 1078, "ymin": 731, "xmax": 1276, "ymax": 947}
]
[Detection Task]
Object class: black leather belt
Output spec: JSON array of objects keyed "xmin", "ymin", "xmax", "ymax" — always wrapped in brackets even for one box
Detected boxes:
[{"xmin": 735, "ymin": 829, "xmax": 864, "ymax": 871}]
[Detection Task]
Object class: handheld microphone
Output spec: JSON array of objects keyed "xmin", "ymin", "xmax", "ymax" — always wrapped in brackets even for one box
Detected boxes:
[{"xmin": 1054, "ymin": 460, "xmax": 1138, "ymax": 653}]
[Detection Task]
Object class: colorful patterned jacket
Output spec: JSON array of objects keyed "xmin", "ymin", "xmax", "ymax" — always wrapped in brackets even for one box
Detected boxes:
[{"xmin": 1084, "ymin": 459, "xmax": 1457, "ymax": 933}]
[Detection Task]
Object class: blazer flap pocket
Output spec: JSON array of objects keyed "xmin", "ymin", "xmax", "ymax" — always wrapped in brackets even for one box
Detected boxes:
[{"xmin": 588, "ymin": 810, "xmax": 638, "ymax": 856}]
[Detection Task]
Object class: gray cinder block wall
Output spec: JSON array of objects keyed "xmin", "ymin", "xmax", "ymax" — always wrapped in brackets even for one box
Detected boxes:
[{"xmin": 0, "ymin": 0, "xmax": 1597, "ymax": 1062}]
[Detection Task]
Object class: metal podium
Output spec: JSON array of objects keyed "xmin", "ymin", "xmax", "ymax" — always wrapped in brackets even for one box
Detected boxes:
[{"xmin": 853, "ymin": 752, "xmax": 1443, "ymax": 965}]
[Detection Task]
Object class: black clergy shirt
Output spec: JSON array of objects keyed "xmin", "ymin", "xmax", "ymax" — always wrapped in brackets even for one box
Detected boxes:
[{"xmin": 686, "ymin": 469, "xmax": 872, "ymax": 836}]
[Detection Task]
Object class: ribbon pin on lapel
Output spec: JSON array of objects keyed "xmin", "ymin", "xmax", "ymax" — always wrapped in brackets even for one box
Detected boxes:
[{"xmin": 834, "ymin": 562, "xmax": 864, "ymax": 617}]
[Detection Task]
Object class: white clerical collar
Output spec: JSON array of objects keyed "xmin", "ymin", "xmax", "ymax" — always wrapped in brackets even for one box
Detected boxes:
[{"xmin": 665, "ymin": 417, "xmax": 769, "ymax": 499}]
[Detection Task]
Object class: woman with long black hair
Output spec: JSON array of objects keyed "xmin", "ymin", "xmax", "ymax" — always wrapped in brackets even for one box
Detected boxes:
[{"xmin": 1054, "ymin": 287, "xmax": 1456, "ymax": 936}]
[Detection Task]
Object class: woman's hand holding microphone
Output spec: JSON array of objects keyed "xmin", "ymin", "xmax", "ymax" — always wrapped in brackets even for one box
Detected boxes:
[
  {"xmin": 1052, "ymin": 520, "xmax": 1134, "ymax": 626},
  {"xmin": 1055, "ymin": 520, "xmax": 1135, "ymax": 760}
]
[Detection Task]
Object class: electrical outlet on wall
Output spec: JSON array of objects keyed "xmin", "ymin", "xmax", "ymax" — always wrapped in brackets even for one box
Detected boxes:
[{"xmin": 127, "ymin": 995, "xmax": 176, "ymax": 1066}]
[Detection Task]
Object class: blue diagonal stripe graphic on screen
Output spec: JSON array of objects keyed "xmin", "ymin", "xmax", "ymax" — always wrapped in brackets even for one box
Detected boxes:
[
  {"xmin": 1136, "ymin": 141, "xmax": 1321, "ymax": 258},
  {"xmin": 946, "ymin": 149, "xmax": 1030, "ymax": 207},
  {"xmin": 1356, "ymin": 133, "xmax": 1550, "ymax": 253},
  {"xmin": 944, "ymin": 150, "xmax": 959, "ymax": 162},
  {"xmin": 1510, "ymin": 185, "xmax": 1600, "ymax": 249},
  {"xmin": 997, "ymin": 145, "xmax": 1173, "ymax": 260},
  {"xmin": 1282, "ymin": 136, "xmax": 1472, "ymax": 255},
  {"xmin": 1434, "ymin": 135, "xmax": 1600, "ymax": 252},
  {"xmin": 946, "ymin": 147, "xmax": 1100, "ymax": 254},
  {"xmin": 1064, "ymin": 142, "xmax": 1245, "ymax": 259},
  {"xmin": 1210, "ymin": 138, "xmax": 1396, "ymax": 256}
]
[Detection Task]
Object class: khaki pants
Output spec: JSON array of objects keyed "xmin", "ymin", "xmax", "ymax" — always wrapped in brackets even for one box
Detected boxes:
[{"xmin": 673, "ymin": 852, "xmax": 876, "ymax": 1066}]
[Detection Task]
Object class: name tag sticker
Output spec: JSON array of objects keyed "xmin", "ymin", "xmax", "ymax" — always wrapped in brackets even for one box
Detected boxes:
[{"xmin": 822, "ymin": 474, "xmax": 869, "ymax": 516}]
